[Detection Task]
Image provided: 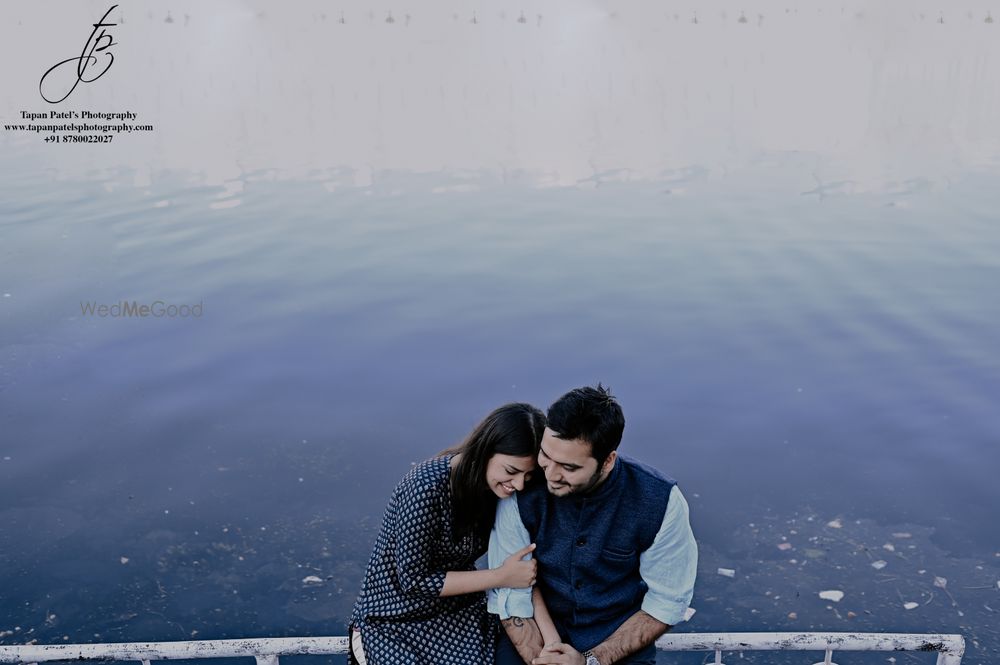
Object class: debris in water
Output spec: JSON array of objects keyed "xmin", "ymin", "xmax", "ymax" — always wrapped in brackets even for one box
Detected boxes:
[
  {"xmin": 871, "ymin": 560, "xmax": 887, "ymax": 570},
  {"xmin": 683, "ymin": 607, "xmax": 697, "ymax": 621},
  {"xmin": 826, "ymin": 518, "xmax": 843, "ymax": 529},
  {"xmin": 903, "ymin": 601, "xmax": 919, "ymax": 610},
  {"xmin": 892, "ymin": 532, "xmax": 912, "ymax": 539},
  {"xmin": 933, "ymin": 576, "xmax": 948, "ymax": 589},
  {"xmin": 787, "ymin": 612, "xmax": 797, "ymax": 620},
  {"xmin": 819, "ymin": 590, "xmax": 844, "ymax": 602},
  {"xmin": 301, "ymin": 575, "xmax": 324, "ymax": 585},
  {"xmin": 120, "ymin": 556, "xmax": 129, "ymax": 564},
  {"xmin": 777, "ymin": 543, "xmax": 793, "ymax": 551},
  {"xmin": 717, "ymin": 568, "xmax": 736, "ymax": 578},
  {"xmin": 882, "ymin": 543, "xmax": 895, "ymax": 552}
]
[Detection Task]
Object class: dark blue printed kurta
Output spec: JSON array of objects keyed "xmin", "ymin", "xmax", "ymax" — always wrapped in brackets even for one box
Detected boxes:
[{"xmin": 351, "ymin": 456, "xmax": 496, "ymax": 664}]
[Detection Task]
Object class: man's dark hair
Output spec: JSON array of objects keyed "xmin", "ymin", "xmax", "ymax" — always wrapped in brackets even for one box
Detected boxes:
[{"xmin": 547, "ymin": 383, "xmax": 625, "ymax": 464}]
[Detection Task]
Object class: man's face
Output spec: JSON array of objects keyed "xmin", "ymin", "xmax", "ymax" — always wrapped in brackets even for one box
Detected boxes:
[{"xmin": 537, "ymin": 427, "xmax": 616, "ymax": 497}]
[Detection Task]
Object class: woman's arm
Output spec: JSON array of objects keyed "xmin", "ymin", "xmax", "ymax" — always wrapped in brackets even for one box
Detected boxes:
[
  {"xmin": 440, "ymin": 569, "xmax": 503, "ymax": 597},
  {"xmin": 439, "ymin": 544, "xmax": 537, "ymax": 597}
]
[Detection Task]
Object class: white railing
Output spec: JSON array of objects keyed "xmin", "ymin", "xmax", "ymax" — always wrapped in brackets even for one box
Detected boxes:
[
  {"xmin": 0, "ymin": 632, "xmax": 965, "ymax": 665},
  {"xmin": 655, "ymin": 632, "xmax": 965, "ymax": 664}
]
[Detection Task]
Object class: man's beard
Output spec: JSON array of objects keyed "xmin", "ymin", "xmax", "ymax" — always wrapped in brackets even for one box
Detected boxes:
[{"xmin": 550, "ymin": 465, "xmax": 605, "ymax": 496}]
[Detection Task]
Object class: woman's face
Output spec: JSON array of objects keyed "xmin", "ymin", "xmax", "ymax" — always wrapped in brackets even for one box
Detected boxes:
[{"xmin": 484, "ymin": 453, "xmax": 536, "ymax": 499}]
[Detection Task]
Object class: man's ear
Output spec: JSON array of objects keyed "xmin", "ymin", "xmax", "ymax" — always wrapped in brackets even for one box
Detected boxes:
[{"xmin": 602, "ymin": 450, "xmax": 618, "ymax": 474}]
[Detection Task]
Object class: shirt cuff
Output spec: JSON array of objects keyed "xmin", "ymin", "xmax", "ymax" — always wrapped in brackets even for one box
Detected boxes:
[
  {"xmin": 487, "ymin": 585, "xmax": 534, "ymax": 619},
  {"xmin": 641, "ymin": 596, "xmax": 690, "ymax": 626}
]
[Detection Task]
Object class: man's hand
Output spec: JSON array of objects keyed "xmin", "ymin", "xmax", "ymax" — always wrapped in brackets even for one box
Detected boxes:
[{"xmin": 530, "ymin": 642, "xmax": 585, "ymax": 665}]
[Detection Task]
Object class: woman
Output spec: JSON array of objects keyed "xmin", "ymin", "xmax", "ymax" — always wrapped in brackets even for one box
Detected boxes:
[{"xmin": 350, "ymin": 402, "xmax": 546, "ymax": 664}]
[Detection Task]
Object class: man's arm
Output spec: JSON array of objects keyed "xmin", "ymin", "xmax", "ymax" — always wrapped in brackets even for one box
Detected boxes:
[
  {"xmin": 636, "ymin": 485, "xmax": 697, "ymax": 625},
  {"xmin": 590, "ymin": 610, "xmax": 669, "ymax": 664},
  {"xmin": 501, "ymin": 616, "xmax": 545, "ymax": 663},
  {"xmin": 488, "ymin": 496, "xmax": 546, "ymax": 662},
  {"xmin": 500, "ymin": 586, "xmax": 561, "ymax": 662},
  {"xmin": 532, "ymin": 586, "xmax": 561, "ymax": 646},
  {"xmin": 531, "ymin": 612, "xmax": 668, "ymax": 665}
]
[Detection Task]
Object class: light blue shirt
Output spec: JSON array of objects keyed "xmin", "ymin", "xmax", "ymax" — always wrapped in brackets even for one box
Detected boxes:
[{"xmin": 487, "ymin": 484, "xmax": 697, "ymax": 627}]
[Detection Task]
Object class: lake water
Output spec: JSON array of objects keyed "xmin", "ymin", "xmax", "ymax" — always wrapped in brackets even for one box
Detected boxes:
[{"xmin": 1, "ymin": 157, "xmax": 998, "ymax": 663}]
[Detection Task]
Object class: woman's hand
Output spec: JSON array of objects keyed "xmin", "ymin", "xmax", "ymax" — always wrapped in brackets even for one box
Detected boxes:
[{"xmin": 499, "ymin": 543, "xmax": 538, "ymax": 588}]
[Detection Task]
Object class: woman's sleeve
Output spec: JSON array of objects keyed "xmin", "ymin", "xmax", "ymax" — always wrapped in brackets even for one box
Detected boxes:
[{"xmin": 390, "ymin": 479, "xmax": 449, "ymax": 598}]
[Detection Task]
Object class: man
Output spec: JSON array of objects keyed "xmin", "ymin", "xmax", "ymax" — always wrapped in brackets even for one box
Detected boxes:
[{"xmin": 488, "ymin": 385, "xmax": 697, "ymax": 665}]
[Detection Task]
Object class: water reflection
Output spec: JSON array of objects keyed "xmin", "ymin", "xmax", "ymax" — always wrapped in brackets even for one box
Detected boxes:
[{"xmin": 1, "ymin": 164, "xmax": 998, "ymax": 662}]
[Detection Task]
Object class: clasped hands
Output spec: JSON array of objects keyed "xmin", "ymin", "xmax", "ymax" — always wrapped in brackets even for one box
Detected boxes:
[{"xmin": 530, "ymin": 641, "xmax": 586, "ymax": 665}]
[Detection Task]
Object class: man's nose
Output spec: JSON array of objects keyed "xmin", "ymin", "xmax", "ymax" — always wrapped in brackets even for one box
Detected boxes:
[{"xmin": 545, "ymin": 466, "xmax": 561, "ymax": 481}]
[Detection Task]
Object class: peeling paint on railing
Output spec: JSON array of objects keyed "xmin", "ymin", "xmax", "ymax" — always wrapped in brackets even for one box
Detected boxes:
[
  {"xmin": 0, "ymin": 632, "xmax": 964, "ymax": 665},
  {"xmin": 655, "ymin": 632, "xmax": 965, "ymax": 665},
  {"xmin": 0, "ymin": 637, "xmax": 350, "ymax": 662}
]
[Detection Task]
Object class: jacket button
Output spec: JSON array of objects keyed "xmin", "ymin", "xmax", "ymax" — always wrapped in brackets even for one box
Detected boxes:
[{"xmin": 576, "ymin": 538, "xmax": 586, "ymax": 547}]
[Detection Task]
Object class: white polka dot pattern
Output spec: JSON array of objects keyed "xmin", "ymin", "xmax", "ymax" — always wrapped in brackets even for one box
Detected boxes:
[{"xmin": 351, "ymin": 456, "xmax": 497, "ymax": 664}]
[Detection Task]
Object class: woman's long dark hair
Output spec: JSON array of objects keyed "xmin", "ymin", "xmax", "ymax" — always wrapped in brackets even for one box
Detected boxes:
[{"xmin": 439, "ymin": 403, "xmax": 545, "ymax": 540}]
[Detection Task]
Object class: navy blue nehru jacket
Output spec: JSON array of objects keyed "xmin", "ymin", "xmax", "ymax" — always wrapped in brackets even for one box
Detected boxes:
[{"xmin": 488, "ymin": 454, "xmax": 698, "ymax": 652}]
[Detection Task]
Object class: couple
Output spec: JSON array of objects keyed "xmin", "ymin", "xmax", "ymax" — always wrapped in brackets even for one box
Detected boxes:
[{"xmin": 349, "ymin": 385, "xmax": 698, "ymax": 665}]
